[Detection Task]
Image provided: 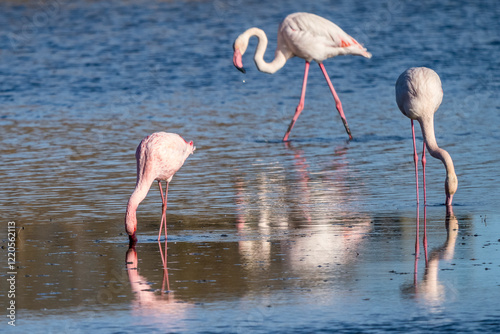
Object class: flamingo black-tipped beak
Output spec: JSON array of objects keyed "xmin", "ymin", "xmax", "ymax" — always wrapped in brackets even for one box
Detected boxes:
[
  {"xmin": 128, "ymin": 233, "xmax": 137, "ymax": 246},
  {"xmin": 233, "ymin": 49, "xmax": 246, "ymax": 73}
]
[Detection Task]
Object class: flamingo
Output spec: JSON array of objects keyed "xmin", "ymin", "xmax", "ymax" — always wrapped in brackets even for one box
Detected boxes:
[
  {"xmin": 232, "ymin": 12, "xmax": 372, "ymax": 141},
  {"xmin": 395, "ymin": 67, "xmax": 457, "ymax": 207},
  {"xmin": 125, "ymin": 132, "xmax": 195, "ymax": 244}
]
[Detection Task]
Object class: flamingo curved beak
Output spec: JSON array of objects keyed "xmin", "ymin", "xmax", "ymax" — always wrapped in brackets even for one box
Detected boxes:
[{"xmin": 233, "ymin": 48, "xmax": 246, "ymax": 73}]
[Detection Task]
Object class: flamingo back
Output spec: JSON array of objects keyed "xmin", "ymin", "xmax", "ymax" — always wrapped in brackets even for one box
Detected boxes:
[
  {"xmin": 279, "ymin": 12, "xmax": 371, "ymax": 62},
  {"xmin": 395, "ymin": 67, "xmax": 443, "ymax": 121},
  {"xmin": 136, "ymin": 132, "xmax": 195, "ymax": 184}
]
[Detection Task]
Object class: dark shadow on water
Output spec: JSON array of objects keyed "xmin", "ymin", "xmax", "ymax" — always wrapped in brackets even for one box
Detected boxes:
[
  {"xmin": 349, "ymin": 133, "xmax": 407, "ymax": 143},
  {"xmin": 252, "ymin": 132, "xmax": 409, "ymax": 145},
  {"xmin": 254, "ymin": 136, "xmax": 350, "ymax": 144},
  {"xmin": 425, "ymin": 202, "xmax": 466, "ymax": 208}
]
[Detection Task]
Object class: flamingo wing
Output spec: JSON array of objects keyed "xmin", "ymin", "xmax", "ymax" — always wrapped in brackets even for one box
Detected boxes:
[
  {"xmin": 279, "ymin": 12, "xmax": 371, "ymax": 62},
  {"xmin": 137, "ymin": 132, "xmax": 193, "ymax": 182}
]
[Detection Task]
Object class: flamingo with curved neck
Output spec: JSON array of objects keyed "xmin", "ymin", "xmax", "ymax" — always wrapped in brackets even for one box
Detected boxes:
[
  {"xmin": 395, "ymin": 67, "xmax": 457, "ymax": 207},
  {"xmin": 233, "ymin": 12, "xmax": 372, "ymax": 141},
  {"xmin": 125, "ymin": 132, "xmax": 195, "ymax": 244}
]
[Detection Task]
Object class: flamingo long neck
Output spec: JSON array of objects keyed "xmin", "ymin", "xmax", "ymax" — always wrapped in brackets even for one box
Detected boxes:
[
  {"xmin": 244, "ymin": 27, "xmax": 287, "ymax": 74},
  {"xmin": 124, "ymin": 182, "xmax": 150, "ymax": 236},
  {"xmin": 418, "ymin": 115, "xmax": 456, "ymax": 178}
]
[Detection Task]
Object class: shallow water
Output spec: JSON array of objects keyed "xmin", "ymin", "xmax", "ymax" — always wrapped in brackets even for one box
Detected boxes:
[{"xmin": 1, "ymin": 0, "xmax": 500, "ymax": 332}]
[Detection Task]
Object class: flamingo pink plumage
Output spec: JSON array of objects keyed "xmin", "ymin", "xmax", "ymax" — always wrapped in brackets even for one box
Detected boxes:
[
  {"xmin": 232, "ymin": 12, "xmax": 372, "ymax": 141},
  {"xmin": 395, "ymin": 67, "xmax": 457, "ymax": 207},
  {"xmin": 125, "ymin": 132, "xmax": 195, "ymax": 244}
]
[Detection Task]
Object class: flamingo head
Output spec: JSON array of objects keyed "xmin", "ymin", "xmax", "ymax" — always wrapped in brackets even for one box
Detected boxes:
[
  {"xmin": 125, "ymin": 220, "xmax": 137, "ymax": 244},
  {"xmin": 125, "ymin": 205, "xmax": 138, "ymax": 244},
  {"xmin": 445, "ymin": 172, "xmax": 458, "ymax": 207},
  {"xmin": 233, "ymin": 38, "xmax": 247, "ymax": 73}
]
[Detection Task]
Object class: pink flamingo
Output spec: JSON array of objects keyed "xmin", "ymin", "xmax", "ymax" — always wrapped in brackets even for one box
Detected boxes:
[
  {"xmin": 395, "ymin": 67, "xmax": 457, "ymax": 207},
  {"xmin": 232, "ymin": 12, "xmax": 372, "ymax": 141},
  {"xmin": 125, "ymin": 132, "xmax": 195, "ymax": 243}
]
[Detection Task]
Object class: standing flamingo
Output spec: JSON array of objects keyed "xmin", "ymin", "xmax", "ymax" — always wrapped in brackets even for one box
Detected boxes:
[
  {"xmin": 232, "ymin": 12, "xmax": 372, "ymax": 141},
  {"xmin": 125, "ymin": 132, "xmax": 195, "ymax": 244},
  {"xmin": 395, "ymin": 67, "xmax": 457, "ymax": 207}
]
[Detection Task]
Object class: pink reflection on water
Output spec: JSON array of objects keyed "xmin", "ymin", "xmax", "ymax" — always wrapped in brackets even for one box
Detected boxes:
[
  {"xmin": 125, "ymin": 243, "xmax": 192, "ymax": 326},
  {"xmin": 233, "ymin": 141, "xmax": 372, "ymax": 277}
]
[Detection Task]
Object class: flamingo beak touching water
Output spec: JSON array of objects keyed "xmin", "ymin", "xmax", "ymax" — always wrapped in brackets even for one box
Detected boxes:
[
  {"xmin": 395, "ymin": 67, "xmax": 458, "ymax": 208},
  {"xmin": 125, "ymin": 132, "xmax": 195, "ymax": 245}
]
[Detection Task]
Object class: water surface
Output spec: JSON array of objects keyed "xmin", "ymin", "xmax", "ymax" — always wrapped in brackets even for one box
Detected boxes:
[{"xmin": 1, "ymin": 0, "xmax": 500, "ymax": 332}]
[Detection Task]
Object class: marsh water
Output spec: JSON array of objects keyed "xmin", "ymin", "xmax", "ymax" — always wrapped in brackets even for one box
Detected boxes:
[{"xmin": 1, "ymin": 0, "xmax": 500, "ymax": 332}]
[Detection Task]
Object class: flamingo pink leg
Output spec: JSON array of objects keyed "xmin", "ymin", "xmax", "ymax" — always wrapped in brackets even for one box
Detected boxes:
[
  {"xmin": 423, "ymin": 205, "xmax": 428, "ymax": 266},
  {"xmin": 413, "ymin": 204, "xmax": 420, "ymax": 284},
  {"xmin": 158, "ymin": 181, "xmax": 168, "ymax": 242},
  {"xmin": 422, "ymin": 142, "xmax": 427, "ymax": 206},
  {"xmin": 411, "ymin": 120, "xmax": 419, "ymax": 205},
  {"xmin": 283, "ymin": 61, "xmax": 310, "ymax": 141},
  {"xmin": 318, "ymin": 63, "xmax": 353, "ymax": 140},
  {"xmin": 158, "ymin": 239, "xmax": 170, "ymax": 293}
]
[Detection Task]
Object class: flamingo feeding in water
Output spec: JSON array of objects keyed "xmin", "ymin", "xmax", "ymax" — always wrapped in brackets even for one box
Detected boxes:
[
  {"xmin": 125, "ymin": 132, "xmax": 195, "ymax": 244},
  {"xmin": 232, "ymin": 12, "xmax": 372, "ymax": 141},
  {"xmin": 395, "ymin": 67, "xmax": 457, "ymax": 207}
]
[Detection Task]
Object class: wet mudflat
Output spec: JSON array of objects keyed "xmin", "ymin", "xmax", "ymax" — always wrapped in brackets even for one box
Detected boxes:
[{"xmin": 1, "ymin": 0, "xmax": 500, "ymax": 332}]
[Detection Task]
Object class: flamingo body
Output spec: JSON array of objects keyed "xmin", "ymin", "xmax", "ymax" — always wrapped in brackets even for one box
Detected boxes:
[
  {"xmin": 395, "ymin": 67, "xmax": 457, "ymax": 207},
  {"xmin": 233, "ymin": 12, "xmax": 371, "ymax": 141},
  {"xmin": 125, "ymin": 132, "xmax": 195, "ymax": 243},
  {"xmin": 396, "ymin": 67, "xmax": 443, "ymax": 121},
  {"xmin": 278, "ymin": 12, "xmax": 372, "ymax": 63}
]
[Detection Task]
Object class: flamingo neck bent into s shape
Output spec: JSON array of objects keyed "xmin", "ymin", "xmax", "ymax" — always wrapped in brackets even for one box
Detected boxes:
[{"xmin": 243, "ymin": 28, "xmax": 288, "ymax": 74}]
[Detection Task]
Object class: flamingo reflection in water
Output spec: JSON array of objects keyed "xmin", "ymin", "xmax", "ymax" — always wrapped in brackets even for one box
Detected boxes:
[
  {"xmin": 406, "ymin": 206, "xmax": 459, "ymax": 305},
  {"xmin": 126, "ymin": 243, "xmax": 192, "ymax": 322},
  {"xmin": 234, "ymin": 142, "xmax": 371, "ymax": 276}
]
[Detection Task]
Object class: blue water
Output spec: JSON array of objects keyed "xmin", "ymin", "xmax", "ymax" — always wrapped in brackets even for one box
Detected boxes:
[{"xmin": 1, "ymin": 0, "xmax": 500, "ymax": 333}]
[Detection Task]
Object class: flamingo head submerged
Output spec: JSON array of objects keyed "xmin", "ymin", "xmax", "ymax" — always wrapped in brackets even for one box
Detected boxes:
[{"xmin": 126, "ymin": 220, "xmax": 137, "ymax": 245}]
